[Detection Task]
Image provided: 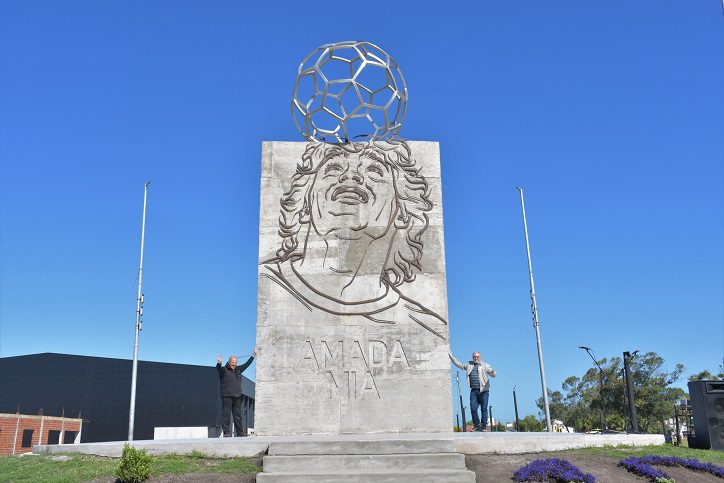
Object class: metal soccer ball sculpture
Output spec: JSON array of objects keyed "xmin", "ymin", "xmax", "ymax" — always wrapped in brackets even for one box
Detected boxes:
[{"xmin": 292, "ymin": 41, "xmax": 408, "ymax": 143}]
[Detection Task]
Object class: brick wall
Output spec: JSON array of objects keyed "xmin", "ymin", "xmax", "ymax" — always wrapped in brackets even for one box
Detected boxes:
[{"xmin": 0, "ymin": 413, "xmax": 82, "ymax": 455}]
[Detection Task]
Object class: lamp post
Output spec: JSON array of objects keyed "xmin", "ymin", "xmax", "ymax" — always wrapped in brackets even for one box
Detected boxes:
[
  {"xmin": 456, "ymin": 371, "xmax": 467, "ymax": 432},
  {"xmin": 579, "ymin": 345, "xmax": 607, "ymax": 432},
  {"xmin": 513, "ymin": 386, "xmax": 520, "ymax": 432},
  {"xmin": 623, "ymin": 350, "xmax": 640, "ymax": 433}
]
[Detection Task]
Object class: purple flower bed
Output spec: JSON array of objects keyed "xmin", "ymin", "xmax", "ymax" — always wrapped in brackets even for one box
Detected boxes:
[
  {"xmin": 513, "ymin": 457, "xmax": 596, "ymax": 482},
  {"xmin": 618, "ymin": 455, "xmax": 724, "ymax": 482}
]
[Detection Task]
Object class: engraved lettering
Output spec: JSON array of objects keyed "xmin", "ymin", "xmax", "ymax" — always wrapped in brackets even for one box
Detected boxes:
[
  {"xmin": 325, "ymin": 370, "xmax": 339, "ymax": 389},
  {"xmin": 301, "ymin": 339, "xmax": 414, "ymax": 401},
  {"xmin": 361, "ymin": 371, "xmax": 380, "ymax": 398},
  {"xmin": 369, "ymin": 340, "xmax": 387, "ymax": 368},
  {"xmin": 344, "ymin": 370, "xmax": 357, "ymax": 399},
  {"xmin": 351, "ymin": 340, "xmax": 368, "ymax": 367},
  {"xmin": 321, "ymin": 340, "xmax": 343, "ymax": 368},
  {"xmin": 302, "ymin": 340, "xmax": 319, "ymax": 369},
  {"xmin": 389, "ymin": 340, "xmax": 409, "ymax": 367}
]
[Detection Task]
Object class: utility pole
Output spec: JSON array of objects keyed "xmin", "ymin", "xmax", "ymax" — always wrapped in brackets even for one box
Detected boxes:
[
  {"xmin": 128, "ymin": 182, "xmax": 150, "ymax": 441},
  {"xmin": 623, "ymin": 350, "xmax": 640, "ymax": 433},
  {"xmin": 513, "ymin": 386, "xmax": 520, "ymax": 432},
  {"xmin": 456, "ymin": 371, "xmax": 467, "ymax": 431},
  {"xmin": 516, "ymin": 187, "xmax": 552, "ymax": 432}
]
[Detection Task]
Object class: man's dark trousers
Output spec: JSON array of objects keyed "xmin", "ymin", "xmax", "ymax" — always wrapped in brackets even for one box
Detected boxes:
[
  {"xmin": 222, "ymin": 396, "xmax": 244, "ymax": 437},
  {"xmin": 470, "ymin": 388, "xmax": 490, "ymax": 429}
]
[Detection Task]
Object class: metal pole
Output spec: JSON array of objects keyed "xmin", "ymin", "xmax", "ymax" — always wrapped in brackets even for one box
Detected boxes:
[
  {"xmin": 456, "ymin": 371, "xmax": 467, "ymax": 431},
  {"xmin": 623, "ymin": 351, "xmax": 640, "ymax": 433},
  {"xmin": 128, "ymin": 182, "xmax": 150, "ymax": 441},
  {"xmin": 456, "ymin": 414, "xmax": 461, "ymax": 432},
  {"xmin": 674, "ymin": 405, "xmax": 681, "ymax": 446},
  {"xmin": 579, "ymin": 346, "xmax": 607, "ymax": 432},
  {"xmin": 516, "ymin": 187, "xmax": 552, "ymax": 432},
  {"xmin": 621, "ymin": 367, "xmax": 628, "ymax": 431},
  {"xmin": 513, "ymin": 386, "xmax": 520, "ymax": 432},
  {"xmin": 489, "ymin": 406, "xmax": 494, "ymax": 431}
]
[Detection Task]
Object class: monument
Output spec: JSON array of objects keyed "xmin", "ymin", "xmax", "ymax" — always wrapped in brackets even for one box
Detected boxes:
[{"xmin": 254, "ymin": 41, "xmax": 452, "ymax": 434}]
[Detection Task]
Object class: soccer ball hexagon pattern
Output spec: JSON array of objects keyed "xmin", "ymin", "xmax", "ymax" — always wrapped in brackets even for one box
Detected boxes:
[{"xmin": 292, "ymin": 41, "xmax": 408, "ymax": 143}]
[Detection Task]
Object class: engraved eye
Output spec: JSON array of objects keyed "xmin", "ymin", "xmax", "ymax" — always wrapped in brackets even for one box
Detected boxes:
[
  {"xmin": 366, "ymin": 164, "xmax": 383, "ymax": 176},
  {"xmin": 325, "ymin": 162, "xmax": 343, "ymax": 174}
]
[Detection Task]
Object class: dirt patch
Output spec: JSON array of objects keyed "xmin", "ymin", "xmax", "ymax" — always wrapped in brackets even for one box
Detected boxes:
[{"xmin": 465, "ymin": 451, "xmax": 722, "ymax": 483}]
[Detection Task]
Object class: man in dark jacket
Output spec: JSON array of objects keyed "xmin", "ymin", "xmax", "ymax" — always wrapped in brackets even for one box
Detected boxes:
[{"xmin": 216, "ymin": 350, "xmax": 256, "ymax": 437}]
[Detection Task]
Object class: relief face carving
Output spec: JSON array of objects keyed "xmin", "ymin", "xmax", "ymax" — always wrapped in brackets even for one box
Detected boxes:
[
  {"xmin": 255, "ymin": 140, "xmax": 451, "ymax": 434},
  {"xmin": 262, "ymin": 139, "xmax": 447, "ymax": 340}
]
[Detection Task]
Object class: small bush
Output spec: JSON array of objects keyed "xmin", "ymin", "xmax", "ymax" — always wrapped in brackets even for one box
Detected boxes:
[{"xmin": 116, "ymin": 443, "xmax": 152, "ymax": 483}]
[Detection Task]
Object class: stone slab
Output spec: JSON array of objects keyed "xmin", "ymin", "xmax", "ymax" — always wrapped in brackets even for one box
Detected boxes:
[
  {"xmin": 256, "ymin": 470, "xmax": 476, "ymax": 483},
  {"xmin": 262, "ymin": 453, "xmax": 466, "ymax": 472},
  {"xmin": 256, "ymin": 470, "xmax": 475, "ymax": 483},
  {"xmin": 268, "ymin": 437, "xmax": 455, "ymax": 455},
  {"xmin": 34, "ymin": 431, "xmax": 664, "ymax": 458},
  {"xmin": 255, "ymin": 141, "xmax": 452, "ymax": 435},
  {"xmin": 454, "ymin": 432, "xmax": 665, "ymax": 454}
]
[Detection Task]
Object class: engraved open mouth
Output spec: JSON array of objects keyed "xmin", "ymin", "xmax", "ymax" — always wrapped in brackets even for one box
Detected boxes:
[{"xmin": 331, "ymin": 185, "xmax": 369, "ymax": 204}]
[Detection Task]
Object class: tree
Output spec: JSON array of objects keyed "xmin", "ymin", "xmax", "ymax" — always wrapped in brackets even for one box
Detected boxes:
[
  {"xmin": 689, "ymin": 364, "xmax": 724, "ymax": 381},
  {"xmin": 518, "ymin": 415, "xmax": 544, "ymax": 432},
  {"xmin": 548, "ymin": 351, "xmax": 685, "ymax": 434}
]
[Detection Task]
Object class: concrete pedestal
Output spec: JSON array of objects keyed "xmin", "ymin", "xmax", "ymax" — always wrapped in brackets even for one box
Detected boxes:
[{"xmin": 254, "ymin": 141, "xmax": 452, "ymax": 435}]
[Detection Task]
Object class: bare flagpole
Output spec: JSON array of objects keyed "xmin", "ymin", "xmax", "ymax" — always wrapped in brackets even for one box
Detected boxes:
[
  {"xmin": 128, "ymin": 181, "xmax": 150, "ymax": 441},
  {"xmin": 516, "ymin": 187, "xmax": 552, "ymax": 432}
]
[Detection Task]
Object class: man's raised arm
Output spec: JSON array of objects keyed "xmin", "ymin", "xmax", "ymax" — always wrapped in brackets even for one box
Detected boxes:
[
  {"xmin": 448, "ymin": 352, "xmax": 467, "ymax": 370},
  {"xmin": 237, "ymin": 348, "xmax": 257, "ymax": 373},
  {"xmin": 216, "ymin": 355, "xmax": 224, "ymax": 376}
]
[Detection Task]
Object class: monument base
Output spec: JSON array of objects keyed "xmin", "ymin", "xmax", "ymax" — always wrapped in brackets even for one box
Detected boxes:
[{"xmin": 34, "ymin": 431, "xmax": 664, "ymax": 458}]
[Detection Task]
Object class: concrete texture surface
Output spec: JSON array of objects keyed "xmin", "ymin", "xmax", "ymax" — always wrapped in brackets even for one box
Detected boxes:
[
  {"xmin": 255, "ymin": 141, "xmax": 453, "ymax": 435},
  {"xmin": 260, "ymin": 435, "xmax": 475, "ymax": 482},
  {"xmin": 34, "ymin": 431, "xmax": 664, "ymax": 458},
  {"xmin": 256, "ymin": 470, "xmax": 476, "ymax": 483},
  {"xmin": 454, "ymin": 431, "xmax": 665, "ymax": 454},
  {"xmin": 262, "ymin": 453, "xmax": 466, "ymax": 472},
  {"xmin": 267, "ymin": 437, "xmax": 455, "ymax": 455}
]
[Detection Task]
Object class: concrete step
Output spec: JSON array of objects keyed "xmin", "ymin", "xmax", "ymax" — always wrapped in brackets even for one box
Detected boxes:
[
  {"xmin": 267, "ymin": 438, "xmax": 455, "ymax": 455},
  {"xmin": 263, "ymin": 452, "xmax": 466, "ymax": 473},
  {"xmin": 256, "ymin": 469, "xmax": 476, "ymax": 483}
]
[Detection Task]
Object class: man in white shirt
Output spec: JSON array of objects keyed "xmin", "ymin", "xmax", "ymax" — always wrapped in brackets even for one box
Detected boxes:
[{"xmin": 449, "ymin": 351, "xmax": 497, "ymax": 431}]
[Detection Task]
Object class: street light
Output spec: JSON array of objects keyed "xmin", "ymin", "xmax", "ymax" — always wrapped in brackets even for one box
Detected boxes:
[
  {"xmin": 623, "ymin": 350, "xmax": 640, "ymax": 433},
  {"xmin": 579, "ymin": 345, "xmax": 607, "ymax": 433}
]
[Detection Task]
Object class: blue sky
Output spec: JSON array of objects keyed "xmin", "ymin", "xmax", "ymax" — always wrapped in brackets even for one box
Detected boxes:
[{"xmin": 1, "ymin": 1, "xmax": 722, "ymax": 425}]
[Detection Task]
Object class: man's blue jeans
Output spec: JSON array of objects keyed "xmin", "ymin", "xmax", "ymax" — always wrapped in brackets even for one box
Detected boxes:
[{"xmin": 470, "ymin": 388, "xmax": 490, "ymax": 429}]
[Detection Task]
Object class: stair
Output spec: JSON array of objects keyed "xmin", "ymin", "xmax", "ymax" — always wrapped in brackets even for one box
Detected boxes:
[{"xmin": 257, "ymin": 437, "xmax": 475, "ymax": 482}]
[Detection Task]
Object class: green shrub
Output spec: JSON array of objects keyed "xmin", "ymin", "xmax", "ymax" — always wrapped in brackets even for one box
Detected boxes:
[{"xmin": 116, "ymin": 443, "xmax": 152, "ymax": 483}]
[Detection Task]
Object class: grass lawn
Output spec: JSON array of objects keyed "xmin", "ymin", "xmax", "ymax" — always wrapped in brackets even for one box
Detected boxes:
[{"xmin": 0, "ymin": 452, "xmax": 260, "ymax": 483}]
